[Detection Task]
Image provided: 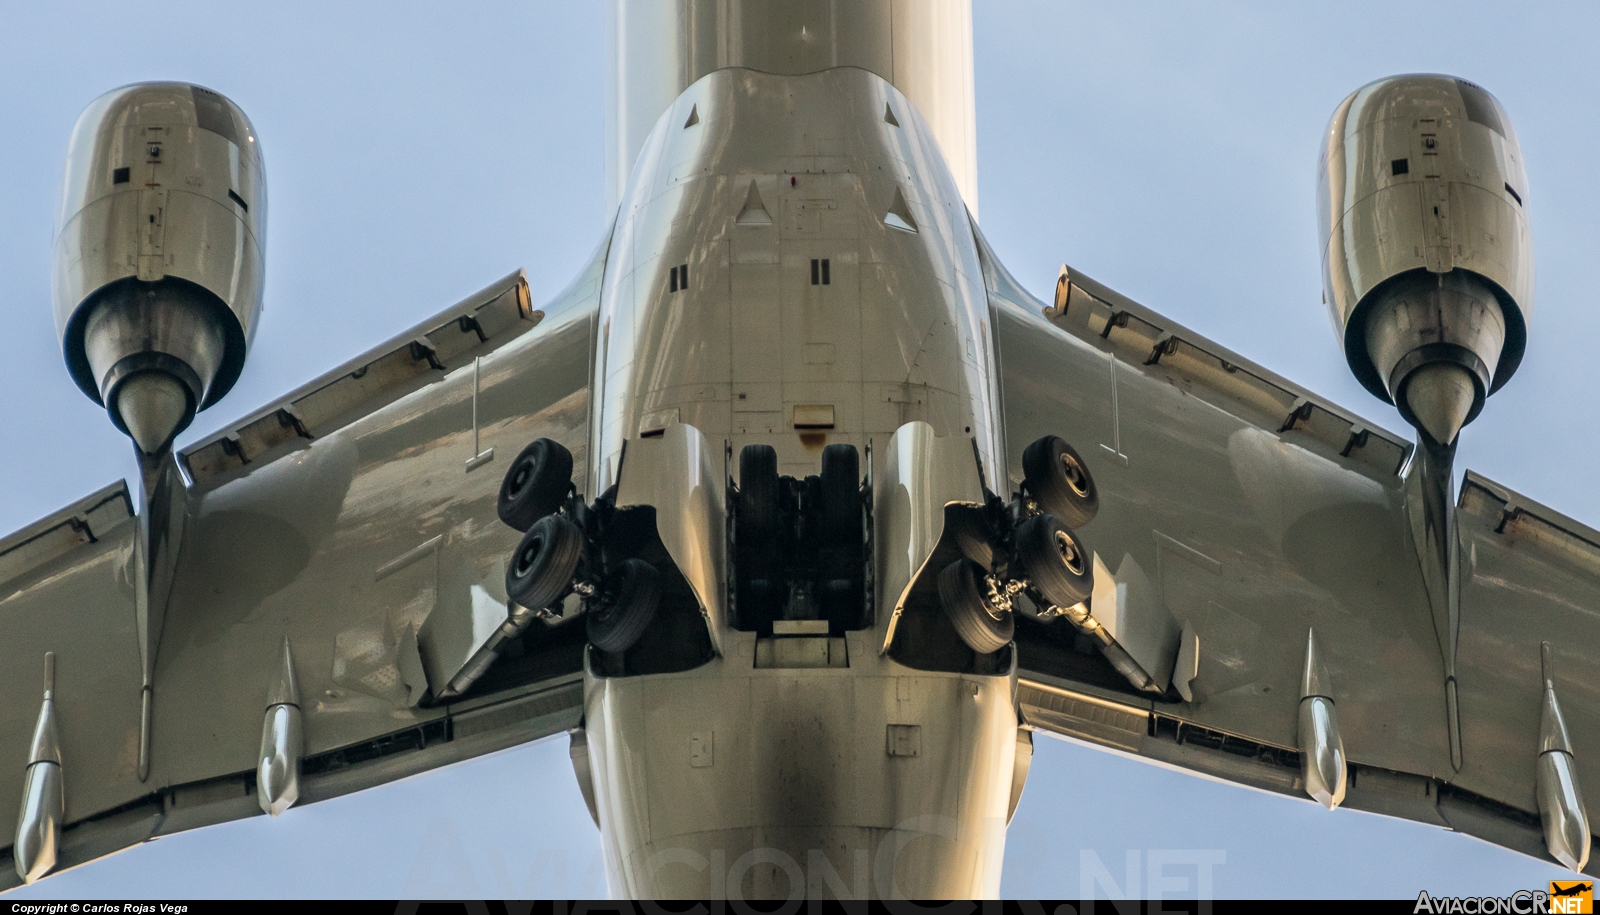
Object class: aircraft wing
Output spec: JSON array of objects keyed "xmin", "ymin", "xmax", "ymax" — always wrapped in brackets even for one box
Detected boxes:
[
  {"xmin": 0, "ymin": 244, "xmax": 606, "ymax": 888},
  {"xmin": 974, "ymin": 227, "xmax": 1600, "ymax": 872}
]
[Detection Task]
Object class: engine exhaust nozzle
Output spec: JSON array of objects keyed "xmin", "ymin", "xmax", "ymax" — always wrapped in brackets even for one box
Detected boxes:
[{"xmin": 1363, "ymin": 270, "xmax": 1507, "ymax": 445}]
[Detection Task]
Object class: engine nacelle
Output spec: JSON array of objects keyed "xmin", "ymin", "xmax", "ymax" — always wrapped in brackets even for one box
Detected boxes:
[
  {"xmin": 53, "ymin": 82, "xmax": 265, "ymax": 453},
  {"xmin": 1318, "ymin": 74, "xmax": 1531, "ymax": 445}
]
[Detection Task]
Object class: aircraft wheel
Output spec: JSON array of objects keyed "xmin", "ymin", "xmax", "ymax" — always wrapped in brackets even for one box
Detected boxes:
[
  {"xmin": 948, "ymin": 507, "xmax": 994, "ymax": 569},
  {"xmin": 738, "ymin": 444, "xmax": 780, "ymax": 547},
  {"xmin": 505, "ymin": 514, "xmax": 584, "ymax": 610},
  {"xmin": 1017, "ymin": 513, "xmax": 1094, "ymax": 609},
  {"xmin": 1022, "ymin": 435, "xmax": 1098, "ymax": 528},
  {"xmin": 588, "ymin": 558, "xmax": 660, "ymax": 653},
  {"xmin": 819, "ymin": 444, "xmax": 861, "ymax": 542},
  {"xmin": 498, "ymin": 438, "xmax": 573, "ymax": 531},
  {"xmin": 937, "ymin": 559, "xmax": 1014, "ymax": 654}
]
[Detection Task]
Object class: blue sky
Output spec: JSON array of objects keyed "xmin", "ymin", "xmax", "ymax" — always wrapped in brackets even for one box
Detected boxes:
[{"xmin": 2, "ymin": 0, "xmax": 1597, "ymax": 899}]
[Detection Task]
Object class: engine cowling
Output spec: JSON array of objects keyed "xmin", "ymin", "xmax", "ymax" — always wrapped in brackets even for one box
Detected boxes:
[
  {"xmin": 1318, "ymin": 74, "xmax": 1531, "ymax": 445},
  {"xmin": 54, "ymin": 82, "xmax": 265, "ymax": 453}
]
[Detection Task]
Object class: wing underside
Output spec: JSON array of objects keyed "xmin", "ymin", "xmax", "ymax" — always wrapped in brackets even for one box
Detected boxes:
[
  {"xmin": 0, "ymin": 246, "xmax": 607, "ymax": 887},
  {"xmin": 977, "ymin": 227, "xmax": 1600, "ymax": 873}
]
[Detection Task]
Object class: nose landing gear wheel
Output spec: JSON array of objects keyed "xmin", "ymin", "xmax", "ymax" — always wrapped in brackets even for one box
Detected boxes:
[
  {"xmin": 1022, "ymin": 435, "xmax": 1098, "ymax": 529},
  {"xmin": 505, "ymin": 513, "xmax": 584, "ymax": 610},
  {"xmin": 937, "ymin": 559, "xmax": 1014, "ymax": 654},
  {"xmin": 498, "ymin": 438, "xmax": 574, "ymax": 531},
  {"xmin": 588, "ymin": 558, "xmax": 661, "ymax": 653},
  {"xmin": 1017, "ymin": 513, "xmax": 1094, "ymax": 608}
]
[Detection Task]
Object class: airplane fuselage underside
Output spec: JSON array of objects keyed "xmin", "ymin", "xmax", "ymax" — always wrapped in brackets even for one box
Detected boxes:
[{"xmin": 581, "ymin": 67, "xmax": 1021, "ymax": 898}]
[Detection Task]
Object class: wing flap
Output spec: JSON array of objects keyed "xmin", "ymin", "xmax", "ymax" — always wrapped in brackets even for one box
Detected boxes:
[
  {"xmin": 1452, "ymin": 471, "xmax": 1600, "ymax": 863},
  {"xmin": 0, "ymin": 486, "xmax": 148, "ymax": 870},
  {"xmin": 1, "ymin": 674, "xmax": 582, "ymax": 889}
]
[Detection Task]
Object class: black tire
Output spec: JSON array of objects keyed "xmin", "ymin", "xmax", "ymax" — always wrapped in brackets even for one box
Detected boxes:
[
  {"xmin": 937, "ymin": 559, "xmax": 1013, "ymax": 654},
  {"xmin": 947, "ymin": 506, "xmax": 994, "ymax": 569},
  {"xmin": 588, "ymin": 558, "xmax": 660, "ymax": 653},
  {"xmin": 1022, "ymin": 435, "xmax": 1098, "ymax": 529},
  {"xmin": 738, "ymin": 444, "xmax": 780, "ymax": 545},
  {"xmin": 505, "ymin": 514, "xmax": 584, "ymax": 610},
  {"xmin": 498, "ymin": 438, "xmax": 574, "ymax": 532},
  {"xmin": 1016, "ymin": 513, "xmax": 1094, "ymax": 609},
  {"xmin": 819, "ymin": 444, "xmax": 861, "ymax": 543}
]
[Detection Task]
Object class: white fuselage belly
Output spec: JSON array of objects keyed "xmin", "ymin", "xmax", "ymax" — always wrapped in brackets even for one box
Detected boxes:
[{"xmin": 583, "ymin": 67, "xmax": 1017, "ymax": 899}]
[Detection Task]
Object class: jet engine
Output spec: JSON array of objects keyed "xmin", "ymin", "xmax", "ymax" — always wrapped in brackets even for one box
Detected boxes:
[
  {"xmin": 53, "ymin": 83, "xmax": 265, "ymax": 454},
  {"xmin": 1319, "ymin": 74, "xmax": 1531, "ymax": 445}
]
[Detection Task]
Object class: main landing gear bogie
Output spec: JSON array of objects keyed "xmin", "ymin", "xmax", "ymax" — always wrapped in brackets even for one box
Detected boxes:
[
  {"xmin": 495, "ymin": 437, "xmax": 662, "ymax": 656},
  {"xmin": 936, "ymin": 434, "xmax": 1101, "ymax": 655},
  {"xmin": 733, "ymin": 441, "xmax": 869, "ymax": 634}
]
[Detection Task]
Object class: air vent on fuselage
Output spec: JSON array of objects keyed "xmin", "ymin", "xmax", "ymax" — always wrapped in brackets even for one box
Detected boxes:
[
  {"xmin": 885, "ymin": 187, "xmax": 918, "ymax": 234},
  {"xmin": 736, "ymin": 180, "xmax": 772, "ymax": 226}
]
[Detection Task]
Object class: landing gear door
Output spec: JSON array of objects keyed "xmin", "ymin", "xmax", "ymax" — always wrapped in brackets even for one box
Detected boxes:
[
  {"xmin": 875, "ymin": 420, "xmax": 987, "ymax": 653},
  {"xmin": 615, "ymin": 422, "xmax": 729, "ymax": 656}
]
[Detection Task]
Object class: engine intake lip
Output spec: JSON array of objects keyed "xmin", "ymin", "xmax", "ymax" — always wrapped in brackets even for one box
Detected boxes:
[
  {"xmin": 1387, "ymin": 342, "xmax": 1491, "ymax": 434},
  {"xmin": 61, "ymin": 275, "xmax": 247, "ymax": 411}
]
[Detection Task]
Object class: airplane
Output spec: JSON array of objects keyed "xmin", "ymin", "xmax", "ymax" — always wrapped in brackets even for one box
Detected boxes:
[
  {"xmin": 0, "ymin": 0, "xmax": 1593, "ymax": 902},
  {"xmin": 1550, "ymin": 881, "xmax": 1592, "ymax": 898}
]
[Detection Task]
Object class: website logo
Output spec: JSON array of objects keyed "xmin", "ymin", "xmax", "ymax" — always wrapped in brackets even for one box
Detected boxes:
[{"xmin": 1550, "ymin": 880, "xmax": 1594, "ymax": 914}]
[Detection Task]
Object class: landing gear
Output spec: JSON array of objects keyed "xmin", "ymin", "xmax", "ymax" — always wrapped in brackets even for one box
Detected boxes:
[
  {"xmin": 947, "ymin": 506, "xmax": 995, "ymax": 569},
  {"xmin": 818, "ymin": 443, "xmax": 866, "ymax": 628},
  {"xmin": 495, "ymin": 437, "xmax": 679, "ymax": 664},
  {"xmin": 819, "ymin": 444, "xmax": 860, "ymax": 541},
  {"xmin": 931, "ymin": 434, "xmax": 1099, "ymax": 656},
  {"xmin": 1022, "ymin": 435, "xmax": 1098, "ymax": 529},
  {"xmin": 737, "ymin": 443, "xmax": 780, "ymax": 548},
  {"xmin": 937, "ymin": 558, "xmax": 1014, "ymax": 654},
  {"xmin": 587, "ymin": 558, "xmax": 661, "ymax": 652},
  {"xmin": 498, "ymin": 438, "xmax": 574, "ymax": 531},
  {"xmin": 732, "ymin": 441, "xmax": 867, "ymax": 633},
  {"xmin": 1015, "ymin": 513, "xmax": 1093, "ymax": 608},
  {"xmin": 505, "ymin": 514, "xmax": 584, "ymax": 610}
]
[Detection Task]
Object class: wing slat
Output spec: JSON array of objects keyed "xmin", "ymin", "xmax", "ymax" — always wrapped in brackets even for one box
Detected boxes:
[{"xmin": 183, "ymin": 271, "xmax": 538, "ymax": 483}]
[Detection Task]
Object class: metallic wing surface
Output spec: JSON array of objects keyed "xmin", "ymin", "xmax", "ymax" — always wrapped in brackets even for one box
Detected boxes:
[
  {"xmin": 0, "ymin": 253, "xmax": 605, "ymax": 888},
  {"xmin": 985, "ymin": 239, "xmax": 1600, "ymax": 874},
  {"xmin": 6, "ymin": 0, "xmax": 1600, "ymax": 898}
]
